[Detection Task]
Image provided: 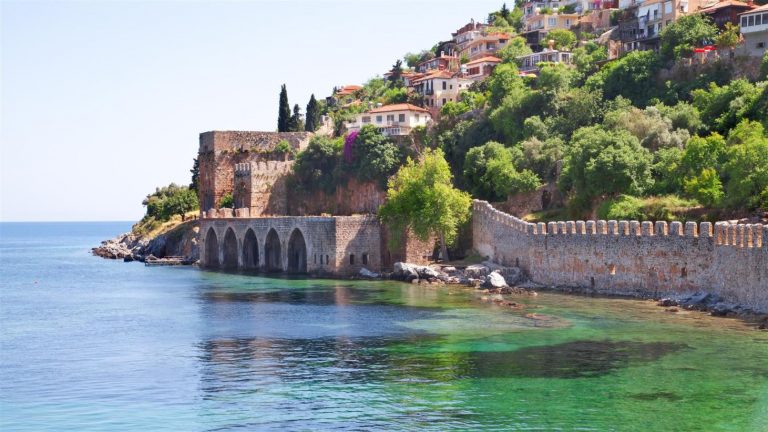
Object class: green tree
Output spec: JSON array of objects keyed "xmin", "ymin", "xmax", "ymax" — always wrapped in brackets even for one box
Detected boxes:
[
  {"xmin": 684, "ymin": 168, "xmax": 724, "ymax": 207},
  {"xmin": 383, "ymin": 87, "xmax": 408, "ymax": 104},
  {"xmin": 404, "ymin": 52, "xmax": 422, "ymax": 68},
  {"xmin": 293, "ymin": 135, "xmax": 343, "ymax": 193},
  {"xmin": 277, "ymin": 84, "xmax": 291, "ymax": 132},
  {"xmin": 305, "ymin": 94, "xmax": 320, "ymax": 132},
  {"xmin": 463, "ymin": 141, "xmax": 541, "ymax": 201},
  {"xmin": 351, "ymin": 125, "xmax": 404, "ymax": 186},
  {"xmin": 498, "ymin": 37, "xmax": 533, "ymax": 65},
  {"xmin": 692, "ymin": 79, "xmax": 757, "ymax": 134},
  {"xmin": 537, "ymin": 62, "xmax": 575, "ymax": 92},
  {"xmin": 388, "ymin": 59, "xmax": 404, "ymax": 88},
  {"xmin": 650, "ymin": 147, "xmax": 684, "ymax": 195},
  {"xmin": 547, "ymin": 29, "xmax": 577, "ymax": 50},
  {"xmin": 189, "ymin": 157, "xmax": 199, "ymax": 192},
  {"xmin": 378, "ymin": 148, "xmax": 472, "ymax": 261},
  {"xmin": 288, "ymin": 104, "xmax": 304, "ymax": 132},
  {"xmin": 572, "ymin": 42, "xmax": 607, "ymax": 82},
  {"xmin": 660, "ymin": 14, "xmax": 717, "ymax": 60},
  {"xmin": 218, "ymin": 193, "xmax": 233, "ymax": 209},
  {"xmin": 586, "ymin": 50, "xmax": 661, "ymax": 106},
  {"xmin": 487, "ymin": 63, "xmax": 524, "ymax": 108},
  {"xmin": 716, "ymin": 22, "xmax": 740, "ymax": 50},
  {"xmin": 164, "ymin": 188, "xmax": 199, "ymax": 220},
  {"xmin": 560, "ymin": 126, "xmax": 653, "ymax": 200},
  {"xmin": 722, "ymin": 121, "xmax": 768, "ymax": 209},
  {"xmin": 679, "ymin": 133, "xmax": 727, "ymax": 177}
]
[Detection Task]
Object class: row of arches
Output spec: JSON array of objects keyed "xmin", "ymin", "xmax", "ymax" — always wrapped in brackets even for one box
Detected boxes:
[{"xmin": 204, "ymin": 226, "xmax": 308, "ymax": 273}]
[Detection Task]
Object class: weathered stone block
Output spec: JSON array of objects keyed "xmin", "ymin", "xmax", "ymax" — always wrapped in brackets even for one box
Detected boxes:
[
  {"xmin": 655, "ymin": 221, "xmax": 668, "ymax": 236},
  {"xmin": 641, "ymin": 221, "xmax": 654, "ymax": 236},
  {"xmin": 576, "ymin": 221, "xmax": 586, "ymax": 235},
  {"xmin": 669, "ymin": 221, "xmax": 683, "ymax": 236},
  {"xmin": 685, "ymin": 221, "xmax": 697, "ymax": 237},
  {"xmin": 586, "ymin": 221, "xmax": 596, "ymax": 235}
]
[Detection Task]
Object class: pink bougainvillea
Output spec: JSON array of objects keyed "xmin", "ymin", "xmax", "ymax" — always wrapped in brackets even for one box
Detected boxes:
[{"xmin": 343, "ymin": 131, "xmax": 358, "ymax": 163}]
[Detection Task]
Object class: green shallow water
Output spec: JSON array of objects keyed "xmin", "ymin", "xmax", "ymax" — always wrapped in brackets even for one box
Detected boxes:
[{"xmin": 1, "ymin": 223, "xmax": 767, "ymax": 431}]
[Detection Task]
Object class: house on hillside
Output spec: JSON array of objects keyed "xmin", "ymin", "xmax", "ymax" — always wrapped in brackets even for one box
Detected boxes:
[
  {"xmin": 346, "ymin": 104, "xmax": 432, "ymax": 136},
  {"xmin": 463, "ymin": 56, "xmax": 502, "ymax": 80},
  {"xmin": 327, "ymin": 84, "xmax": 363, "ymax": 107},
  {"xmin": 614, "ymin": 0, "xmax": 702, "ymax": 54},
  {"xmin": 739, "ymin": 4, "xmax": 768, "ymax": 56},
  {"xmin": 699, "ymin": 0, "xmax": 756, "ymax": 29},
  {"xmin": 522, "ymin": 13, "xmax": 580, "ymax": 51},
  {"xmin": 416, "ymin": 53, "xmax": 460, "ymax": 73},
  {"xmin": 410, "ymin": 70, "xmax": 473, "ymax": 111},
  {"xmin": 518, "ymin": 49, "xmax": 574, "ymax": 72}
]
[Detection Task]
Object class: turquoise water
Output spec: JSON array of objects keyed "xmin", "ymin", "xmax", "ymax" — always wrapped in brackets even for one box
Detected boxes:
[{"xmin": 1, "ymin": 222, "xmax": 767, "ymax": 431}]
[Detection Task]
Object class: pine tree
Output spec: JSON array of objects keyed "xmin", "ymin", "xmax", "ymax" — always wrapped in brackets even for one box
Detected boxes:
[
  {"xmin": 501, "ymin": 3, "xmax": 510, "ymax": 20},
  {"xmin": 288, "ymin": 104, "xmax": 304, "ymax": 132},
  {"xmin": 305, "ymin": 94, "xmax": 319, "ymax": 132},
  {"xmin": 277, "ymin": 84, "xmax": 291, "ymax": 132},
  {"xmin": 189, "ymin": 157, "xmax": 199, "ymax": 192},
  {"xmin": 388, "ymin": 59, "xmax": 404, "ymax": 88}
]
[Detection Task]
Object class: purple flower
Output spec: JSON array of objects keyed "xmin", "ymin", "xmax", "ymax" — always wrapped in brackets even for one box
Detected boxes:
[{"xmin": 344, "ymin": 131, "xmax": 358, "ymax": 163}]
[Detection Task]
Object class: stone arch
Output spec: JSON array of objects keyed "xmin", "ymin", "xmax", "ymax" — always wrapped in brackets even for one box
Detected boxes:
[
  {"xmin": 242, "ymin": 229, "xmax": 259, "ymax": 270},
  {"xmin": 287, "ymin": 228, "xmax": 308, "ymax": 273},
  {"xmin": 265, "ymin": 228, "xmax": 282, "ymax": 272},
  {"xmin": 222, "ymin": 228, "xmax": 239, "ymax": 270},
  {"xmin": 204, "ymin": 227, "xmax": 220, "ymax": 268}
]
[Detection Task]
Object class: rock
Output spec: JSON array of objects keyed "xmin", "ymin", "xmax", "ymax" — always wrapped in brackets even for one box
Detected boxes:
[
  {"xmin": 710, "ymin": 303, "xmax": 736, "ymax": 317},
  {"xmin": 442, "ymin": 266, "xmax": 457, "ymax": 274},
  {"xmin": 483, "ymin": 271, "xmax": 508, "ymax": 288},
  {"xmin": 410, "ymin": 278, "xmax": 420, "ymax": 284},
  {"xmin": 123, "ymin": 254, "xmax": 134, "ymax": 262},
  {"xmin": 359, "ymin": 267, "xmax": 380, "ymax": 279},
  {"xmin": 501, "ymin": 267, "xmax": 523, "ymax": 285},
  {"xmin": 465, "ymin": 264, "xmax": 490, "ymax": 279},
  {"xmin": 417, "ymin": 266, "xmax": 440, "ymax": 279},
  {"xmin": 467, "ymin": 278, "xmax": 483, "ymax": 288},
  {"xmin": 658, "ymin": 298, "xmax": 679, "ymax": 307},
  {"xmin": 393, "ymin": 262, "xmax": 420, "ymax": 281}
]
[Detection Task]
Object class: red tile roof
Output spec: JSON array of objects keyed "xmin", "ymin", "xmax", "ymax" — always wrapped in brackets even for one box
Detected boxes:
[
  {"xmin": 465, "ymin": 56, "xmax": 502, "ymax": 66},
  {"xmin": 742, "ymin": 2, "xmax": 768, "ymax": 13},
  {"xmin": 335, "ymin": 85, "xmax": 363, "ymax": 96},
  {"xmin": 367, "ymin": 103, "xmax": 430, "ymax": 114},
  {"xmin": 700, "ymin": 0, "xmax": 755, "ymax": 12}
]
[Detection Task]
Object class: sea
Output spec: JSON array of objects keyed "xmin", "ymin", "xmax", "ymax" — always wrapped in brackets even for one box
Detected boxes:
[{"xmin": 1, "ymin": 222, "xmax": 767, "ymax": 431}]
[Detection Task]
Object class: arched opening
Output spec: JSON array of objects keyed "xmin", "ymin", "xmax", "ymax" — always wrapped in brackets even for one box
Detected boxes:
[
  {"xmin": 287, "ymin": 229, "xmax": 307, "ymax": 273},
  {"xmin": 242, "ymin": 229, "xmax": 259, "ymax": 270},
  {"xmin": 204, "ymin": 228, "xmax": 219, "ymax": 268},
  {"xmin": 265, "ymin": 229, "xmax": 282, "ymax": 272},
  {"xmin": 222, "ymin": 228, "xmax": 238, "ymax": 270}
]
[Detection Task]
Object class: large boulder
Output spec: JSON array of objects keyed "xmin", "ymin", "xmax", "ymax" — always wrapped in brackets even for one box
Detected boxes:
[
  {"xmin": 465, "ymin": 264, "xmax": 490, "ymax": 279},
  {"xmin": 359, "ymin": 267, "xmax": 380, "ymax": 279},
  {"xmin": 393, "ymin": 262, "xmax": 420, "ymax": 281},
  {"xmin": 501, "ymin": 267, "xmax": 524, "ymax": 285},
  {"xmin": 483, "ymin": 271, "xmax": 509, "ymax": 288}
]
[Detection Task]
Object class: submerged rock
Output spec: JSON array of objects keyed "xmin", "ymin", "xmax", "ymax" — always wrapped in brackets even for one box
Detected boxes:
[
  {"xmin": 483, "ymin": 271, "xmax": 508, "ymax": 289},
  {"xmin": 359, "ymin": 267, "xmax": 380, "ymax": 279}
]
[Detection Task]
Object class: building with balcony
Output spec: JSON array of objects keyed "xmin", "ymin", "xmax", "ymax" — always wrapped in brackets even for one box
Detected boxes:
[
  {"xmin": 739, "ymin": 4, "xmax": 768, "ymax": 56},
  {"xmin": 522, "ymin": 13, "xmax": 580, "ymax": 51},
  {"xmin": 416, "ymin": 53, "xmax": 460, "ymax": 73},
  {"xmin": 463, "ymin": 56, "xmax": 502, "ymax": 80},
  {"xmin": 410, "ymin": 70, "xmax": 473, "ymax": 111},
  {"xmin": 699, "ymin": 0, "xmax": 756, "ymax": 29},
  {"xmin": 614, "ymin": 0, "xmax": 702, "ymax": 54},
  {"xmin": 346, "ymin": 104, "xmax": 432, "ymax": 136},
  {"xmin": 517, "ymin": 49, "xmax": 574, "ymax": 72}
]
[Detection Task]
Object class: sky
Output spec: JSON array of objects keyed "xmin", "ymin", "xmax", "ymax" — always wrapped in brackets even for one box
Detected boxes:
[{"xmin": 0, "ymin": 0, "xmax": 502, "ymax": 222}]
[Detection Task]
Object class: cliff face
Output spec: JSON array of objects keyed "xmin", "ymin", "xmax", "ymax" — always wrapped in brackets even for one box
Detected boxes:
[{"xmin": 93, "ymin": 220, "xmax": 199, "ymax": 263}]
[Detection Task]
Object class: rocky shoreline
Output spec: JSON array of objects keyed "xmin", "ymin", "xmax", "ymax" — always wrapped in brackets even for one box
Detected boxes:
[
  {"xmin": 92, "ymin": 220, "xmax": 199, "ymax": 263},
  {"xmin": 359, "ymin": 261, "xmax": 768, "ymax": 329}
]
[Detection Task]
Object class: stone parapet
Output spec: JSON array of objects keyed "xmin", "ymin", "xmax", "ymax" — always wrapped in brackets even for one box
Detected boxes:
[{"xmin": 472, "ymin": 200, "xmax": 768, "ymax": 312}]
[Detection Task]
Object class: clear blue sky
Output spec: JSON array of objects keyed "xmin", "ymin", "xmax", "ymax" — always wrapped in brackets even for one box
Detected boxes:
[{"xmin": 1, "ymin": 0, "xmax": 501, "ymax": 221}]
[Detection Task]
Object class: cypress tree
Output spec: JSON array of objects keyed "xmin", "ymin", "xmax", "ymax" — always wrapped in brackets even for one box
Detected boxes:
[
  {"xmin": 189, "ymin": 157, "xmax": 199, "ymax": 192},
  {"xmin": 305, "ymin": 94, "xmax": 319, "ymax": 132},
  {"xmin": 288, "ymin": 104, "xmax": 304, "ymax": 132},
  {"xmin": 277, "ymin": 84, "xmax": 291, "ymax": 132}
]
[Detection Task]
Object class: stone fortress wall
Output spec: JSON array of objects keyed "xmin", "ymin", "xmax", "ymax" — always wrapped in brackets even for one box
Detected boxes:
[
  {"xmin": 198, "ymin": 131, "xmax": 312, "ymax": 215},
  {"xmin": 473, "ymin": 200, "xmax": 768, "ymax": 312},
  {"xmin": 200, "ymin": 210, "xmax": 380, "ymax": 276}
]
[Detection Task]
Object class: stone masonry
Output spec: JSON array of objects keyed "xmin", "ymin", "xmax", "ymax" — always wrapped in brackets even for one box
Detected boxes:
[
  {"xmin": 200, "ymin": 209, "xmax": 381, "ymax": 276},
  {"xmin": 472, "ymin": 200, "xmax": 768, "ymax": 312}
]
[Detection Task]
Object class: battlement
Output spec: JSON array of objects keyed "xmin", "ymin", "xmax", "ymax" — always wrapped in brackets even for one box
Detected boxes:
[
  {"xmin": 473, "ymin": 199, "xmax": 768, "ymax": 312},
  {"xmin": 199, "ymin": 130, "xmax": 312, "ymax": 154},
  {"xmin": 473, "ymin": 200, "xmax": 766, "ymax": 249},
  {"xmin": 234, "ymin": 163, "xmax": 252, "ymax": 176}
]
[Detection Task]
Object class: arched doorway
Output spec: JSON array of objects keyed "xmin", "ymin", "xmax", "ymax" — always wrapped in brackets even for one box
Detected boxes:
[
  {"xmin": 204, "ymin": 228, "xmax": 219, "ymax": 268},
  {"xmin": 264, "ymin": 229, "xmax": 282, "ymax": 272},
  {"xmin": 242, "ymin": 229, "xmax": 259, "ymax": 270},
  {"xmin": 222, "ymin": 228, "xmax": 238, "ymax": 270},
  {"xmin": 287, "ymin": 229, "xmax": 307, "ymax": 273}
]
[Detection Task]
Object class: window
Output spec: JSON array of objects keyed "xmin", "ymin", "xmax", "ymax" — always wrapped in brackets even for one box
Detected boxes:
[
  {"xmin": 349, "ymin": 254, "xmax": 355, "ymax": 265},
  {"xmin": 450, "ymin": 84, "xmax": 453, "ymax": 89},
  {"xmin": 398, "ymin": 113, "xmax": 405, "ymax": 122},
  {"xmin": 325, "ymin": 255, "xmax": 329, "ymax": 264},
  {"xmin": 362, "ymin": 116, "xmax": 370, "ymax": 123},
  {"xmin": 376, "ymin": 115, "xmax": 382, "ymax": 123},
  {"xmin": 442, "ymin": 98, "xmax": 446, "ymax": 105},
  {"xmin": 743, "ymin": 16, "xmax": 748, "ymax": 27},
  {"xmin": 548, "ymin": 17, "xmax": 556, "ymax": 26},
  {"xmin": 764, "ymin": 12, "xmax": 768, "ymax": 23},
  {"xmin": 415, "ymin": 114, "xmax": 420, "ymax": 121},
  {"xmin": 565, "ymin": 19, "xmax": 571, "ymax": 26},
  {"xmin": 386, "ymin": 114, "xmax": 394, "ymax": 122},
  {"xmin": 757, "ymin": 14, "xmax": 763, "ymax": 26},
  {"xmin": 664, "ymin": 1, "xmax": 672, "ymax": 13},
  {"xmin": 749, "ymin": 15, "xmax": 754, "ymax": 26},
  {"xmin": 362, "ymin": 253, "xmax": 369, "ymax": 265},
  {"xmin": 442, "ymin": 81, "xmax": 447, "ymax": 90},
  {"xmin": 758, "ymin": 42, "xmax": 765, "ymax": 49}
]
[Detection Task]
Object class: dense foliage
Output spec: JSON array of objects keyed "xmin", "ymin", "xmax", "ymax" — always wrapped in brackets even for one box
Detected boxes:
[
  {"xmin": 378, "ymin": 149, "xmax": 472, "ymax": 259},
  {"xmin": 142, "ymin": 184, "xmax": 199, "ymax": 222}
]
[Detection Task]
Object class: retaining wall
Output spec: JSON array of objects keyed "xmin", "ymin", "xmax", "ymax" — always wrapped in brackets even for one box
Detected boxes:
[{"xmin": 472, "ymin": 200, "xmax": 768, "ymax": 311}]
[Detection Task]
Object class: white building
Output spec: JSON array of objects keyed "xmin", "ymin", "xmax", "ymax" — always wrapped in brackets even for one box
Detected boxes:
[
  {"xmin": 346, "ymin": 104, "xmax": 432, "ymax": 136},
  {"xmin": 410, "ymin": 70, "xmax": 473, "ymax": 109},
  {"xmin": 740, "ymin": 4, "xmax": 768, "ymax": 57},
  {"xmin": 517, "ymin": 50, "xmax": 573, "ymax": 72},
  {"xmin": 463, "ymin": 56, "xmax": 502, "ymax": 80}
]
